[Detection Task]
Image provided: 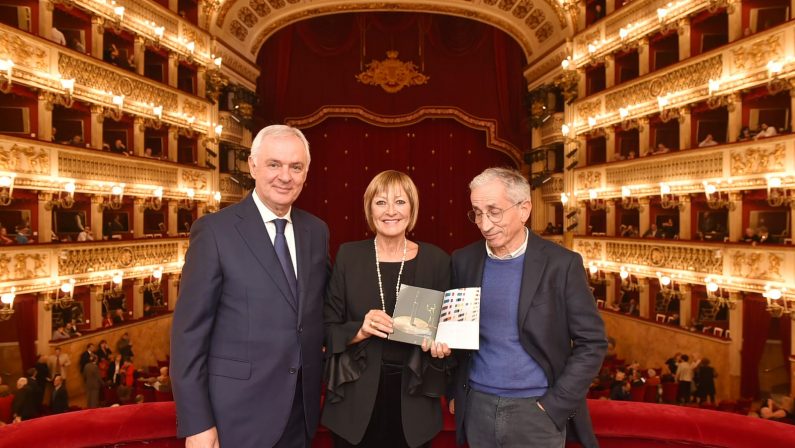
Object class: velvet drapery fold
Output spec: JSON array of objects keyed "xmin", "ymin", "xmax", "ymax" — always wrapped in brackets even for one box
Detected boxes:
[{"xmin": 740, "ymin": 297, "xmax": 772, "ymax": 399}]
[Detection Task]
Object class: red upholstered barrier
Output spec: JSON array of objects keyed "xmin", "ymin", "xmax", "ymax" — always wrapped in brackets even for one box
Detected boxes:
[{"xmin": 1, "ymin": 400, "xmax": 795, "ymax": 448}]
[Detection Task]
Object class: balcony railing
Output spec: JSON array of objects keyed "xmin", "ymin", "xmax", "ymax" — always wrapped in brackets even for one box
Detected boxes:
[
  {"xmin": 573, "ymin": 236, "xmax": 795, "ymax": 297},
  {"xmin": 571, "ymin": 134, "xmax": 793, "ymax": 197},
  {"xmin": 66, "ymin": 0, "xmax": 213, "ymax": 67},
  {"xmin": 0, "ymin": 134, "xmax": 214, "ymax": 200},
  {"xmin": 573, "ymin": 0, "xmax": 712, "ymax": 66},
  {"xmin": 568, "ymin": 22, "xmax": 793, "ymax": 136},
  {"xmin": 0, "ymin": 238, "xmax": 188, "ymax": 294},
  {"xmin": 0, "ymin": 23, "xmax": 213, "ymax": 133}
]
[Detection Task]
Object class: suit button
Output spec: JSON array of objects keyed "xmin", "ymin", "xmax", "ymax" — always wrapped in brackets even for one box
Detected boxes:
[
  {"xmin": 289, "ymin": 368, "xmax": 297, "ymax": 374},
  {"xmin": 298, "ymin": 326, "xmax": 303, "ymax": 333}
]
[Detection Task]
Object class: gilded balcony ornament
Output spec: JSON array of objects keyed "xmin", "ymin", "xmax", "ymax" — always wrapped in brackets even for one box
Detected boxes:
[
  {"xmin": 708, "ymin": 0, "xmax": 735, "ymax": 14},
  {"xmin": 356, "ymin": 51, "xmax": 429, "ymax": 94}
]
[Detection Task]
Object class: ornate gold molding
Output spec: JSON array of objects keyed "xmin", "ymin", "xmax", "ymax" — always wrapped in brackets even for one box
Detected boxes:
[
  {"xmin": 729, "ymin": 144, "xmax": 786, "ymax": 176},
  {"xmin": 355, "ymin": 51, "xmax": 429, "ymax": 93},
  {"xmin": 284, "ymin": 106, "xmax": 522, "ymax": 165},
  {"xmin": 0, "ymin": 143, "xmax": 51, "ymax": 175}
]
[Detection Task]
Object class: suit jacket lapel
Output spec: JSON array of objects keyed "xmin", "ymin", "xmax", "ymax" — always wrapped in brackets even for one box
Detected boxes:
[
  {"xmin": 234, "ymin": 194, "xmax": 297, "ymax": 312},
  {"xmin": 293, "ymin": 212, "xmax": 311, "ymax": 319},
  {"xmin": 517, "ymin": 232, "xmax": 549, "ymax": 326}
]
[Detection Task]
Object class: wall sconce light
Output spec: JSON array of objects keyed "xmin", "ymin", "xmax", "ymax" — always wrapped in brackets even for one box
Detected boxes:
[
  {"xmin": 706, "ymin": 277, "xmax": 735, "ymax": 310},
  {"xmin": 621, "ymin": 186, "xmax": 642, "ymax": 210},
  {"xmin": 56, "ymin": 78, "xmax": 75, "ymax": 108},
  {"xmin": 0, "ymin": 287, "xmax": 15, "ymax": 321},
  {"xmin": 178, "ymin": 188, "xmax": 196, "ymax": 210},
  {"xmin": 659, "ymin": 183, "xmax": 683, "ymax": 210},
  {"xmin": 620, "ymin": 269, "xmax": 642, "ymax": 293},
  {"xmin": 152, "ymin": 25, "xmax": 165, "ymax": 48},
  {"xmin": 704, "ymin": 182, "xmax": 735, "ymax": 210},
  {"xmin": 763, "ymin": 284, "xmax": 791, "ymax": 318},
  {"xmin": 203, "ymin": 191, "xmax": 222, "ymax": 213},
  {"xmin": 656, "ymin": 272, "xmax": 681, "ymax": 301},
  {"xmin": 142, "ymin": 104, "xmax": 164, "ymax": 130},
  {"xmin": 0, "ymin": 174, "xmax": 15, "ymax": 206},
  {"xmin": 141, "ymin": 267, "xmax": 163, "ymax": 293},
  {"xmin": 588, "ymin": 189, "xmax": 606, "ymax": 211},
  {"xmin": 45, "ymin": 182, "xmax": 76, "ymax": 210},
  {"xmin": 183, "ymin": 41, "xmax": 196, "ymax": 62},
  {"xmin": 111, "ymin": 6, "xmax": 125, "ymax": 33},
  {"xmin": 44, "ymin": 279, "xmax": 76, "ymax": 311},
  {"xmin": 587, "ymin": 116, "xmax": 597, "ymax": 128},
  {"xmin": 103, "ymin": 94, "xmax": 124, "ymax": 121},
  {"xmin": 100, "ymin": 184, "xmax": 125, "ymax": 211},
  {"xmin": 766, "ymin": 177, "xmax": 794, "ymax": 207},
  {"xmin": 588, "ymin": 262, "xmax": 607, "ymax": 286},
  {"xmin": 213, "ymin": 57, "xmax": 222, "ymax": 69},
  {"xmin": 102, "ymin": 271, "xmax": 124, "ymax": 300},
  {"xmin": 766, "ymin": 60, "xmax": 790, "ymax": 95},
  {"xmin": 140, "ymin": 187, "xmax": 163, "ymax": 211},
  {"xmin": 0, "ymin": 59, "xmax": 13, "ymax": 94}
]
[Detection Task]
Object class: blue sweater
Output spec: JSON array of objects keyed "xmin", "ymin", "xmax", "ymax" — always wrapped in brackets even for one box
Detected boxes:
[{"xmin": 468, "ymin": 255, "xmax": 549, "ymax": 397}]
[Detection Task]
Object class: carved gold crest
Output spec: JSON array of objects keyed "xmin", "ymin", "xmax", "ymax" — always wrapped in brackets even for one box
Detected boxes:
[{"xmin": 356, "ymin": 51, "xmax": 429, "ymax": 93}]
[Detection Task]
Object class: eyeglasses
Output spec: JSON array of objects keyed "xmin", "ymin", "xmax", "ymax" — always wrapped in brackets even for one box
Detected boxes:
[{"xmin": 467, "ymin": 202, "xmax": 522, "ymax": 224}]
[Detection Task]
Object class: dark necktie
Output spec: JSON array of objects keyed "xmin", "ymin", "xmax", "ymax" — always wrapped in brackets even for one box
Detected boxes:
[{"xmin": 273, "ymin": 219, "xmax": 297, "ymax": 301}]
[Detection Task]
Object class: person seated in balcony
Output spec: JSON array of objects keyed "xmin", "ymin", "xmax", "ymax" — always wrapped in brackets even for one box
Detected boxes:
[
  {"xmin": 105, "ymin": 43, "xmax": 121, "ymax": 66},
  {"xmin": 65, "ymin": 319, "xmax": 82, "ymax": 338},
  {"xmin": 593, "ymin": 3, "xmax": 605, "ymax": 20},
  {"xmin": 0, "ymin": 227, "xmax": 14, "ymax": 245},
  {"xmin": 620, "ymin": 224, "xmax": 639, "ymax": 237},
  {"xmin": 69, "ymin": 134, "xmax": 84, "ymax": 147},
  {"xmin": 737, "ymin": 126, "xmax": 752, "ymax": 141},
  {"xmin": 642, "ymin": 223, "xmax": 662, "ymax": 238},
  {"xmin": 698, "ymin": 134, "xmax": 719, "ymax": 147},
  {"xmin": 70, "ymin": 38, "xmax": 85, "ymax": 53},
  {"xmin": 757, "ymin": 226, "xmax": 776, "ymax": 244},
  {"xmin": 14, "ymin": 225, "xmax": 30, "ymax": 244},
  {"xmin": 754, "ymin": 123, "xmax": 777, "ymax": 140},
  {"xmin": 543, "ymin": 222, "xmax": 555, "ymax": 234},
  {"xmin": 102, "ymin": 312, "xmax": 114, "ymax": 328},
  {"xmin": 111, "ymin": 139, "xmax": 130, "ymax": 156},
  {"xmin": 660, "ymin": 218, "xmax": 676, "ymax": 238},
  {"xmin": 77, "ymin": 226, "xmax": 94, "ymax": 242},
  {"xmin": 49, "ymin": 27, "xmax": 66, "ymax": 46},
  {"xmin": 51, "ymin": 325, "xmax": 70, "ymax": 341},
  {"xmin": 112, "ymin": 308, "xmax": 125, "ymax": 325},
  {"xmin": 647, "ymin": 143, "xmax": 671, "ymax": 156},
  {"xmin": 143, "ymin": 147, "xmax": 155, "ymax": 158},
  {"xmin": 741, "ymin": 227, "xmax": 760, "ymax": 243}
]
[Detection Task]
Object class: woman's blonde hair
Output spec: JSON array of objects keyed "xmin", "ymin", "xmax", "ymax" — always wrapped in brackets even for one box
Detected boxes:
[{"xmin": 363, "ymin": 170, "xmax": 419, "ymax": 233}]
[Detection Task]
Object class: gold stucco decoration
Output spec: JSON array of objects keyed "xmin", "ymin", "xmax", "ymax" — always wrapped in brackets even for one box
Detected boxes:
[{"xmin": 355, "ymin": 51, "xmax": 429, "ymax": 93}]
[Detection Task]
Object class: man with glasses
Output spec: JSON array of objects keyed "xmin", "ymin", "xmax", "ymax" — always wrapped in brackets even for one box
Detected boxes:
[{"xmin": 450, "ymin": 167, "xmax": 606, "ymax": 448}]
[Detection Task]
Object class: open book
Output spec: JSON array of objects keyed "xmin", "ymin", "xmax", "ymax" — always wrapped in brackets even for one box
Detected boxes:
[{"xmin": 388, "ymin": 285, "xmax": 480, "ymax": 350}]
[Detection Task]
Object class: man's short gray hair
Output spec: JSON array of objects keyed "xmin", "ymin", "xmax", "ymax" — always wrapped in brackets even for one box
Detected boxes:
[
  {"xmin": 250, "ymin": 125, "xmax": 311, "ymax": 164},
  {"xmin": 469, "ymin": 167, "xmax": 531, "ymax": 204}
]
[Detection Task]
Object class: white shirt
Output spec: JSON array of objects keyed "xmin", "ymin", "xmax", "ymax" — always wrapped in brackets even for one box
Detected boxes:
[
  {"xmin": 485, "ymin": 227, "xmax": 529, "ymax": 260},
  {"xmin": 50, "ymin": 27, "xmax": 66, "ymax": 45},
  {"xmin": 251, "ymin": 192, "xmax": 297, "ymax": 278}
]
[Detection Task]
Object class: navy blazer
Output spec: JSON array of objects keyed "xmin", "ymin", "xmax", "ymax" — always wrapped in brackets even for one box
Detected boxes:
[
  {"xmin": 171, "ymin": 193, "xmax": 330, "ymax": 448},
  {"xmin": 451, "ymin": 232, "xmax": 607, "ymax": 448}
]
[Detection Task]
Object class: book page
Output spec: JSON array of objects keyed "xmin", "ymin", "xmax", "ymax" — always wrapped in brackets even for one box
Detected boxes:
[
  {"xmin": 434, "ymin": 287, "xmax": 481, "ymax": 350},
  {"xmin": 388, "ymin": 285, "xmax": 444, "ymax": 346}
]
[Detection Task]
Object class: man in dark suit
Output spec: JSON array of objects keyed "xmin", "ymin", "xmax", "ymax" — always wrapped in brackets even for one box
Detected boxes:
[
  {"xmin": 50, "ymin": 374, "xmax": 69, "ymax": 414},
  {"xmin": 450, "ymin": 168, "xmax": 607, "ymax": 448},
  {"xmin": 171, "ymin": 125, "xmax": 330, "ymax": 448},
  {"xmin": 79, "ymin": 343, "xmax": 95, "ymax": 374},
  {"xmin": 12, "ymin": 377, "xmax": 37, "ymax": 422}
]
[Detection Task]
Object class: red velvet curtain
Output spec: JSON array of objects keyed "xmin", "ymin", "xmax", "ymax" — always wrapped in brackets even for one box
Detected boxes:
[
  {"xmin": 781, "ymin": 316, "xmax": 791, "ymax": 380},
  {"xmin": 15, "ymin": 294, "xmax": 37, "ymax": 370},
  {"xmin": 257, "ymin": 12, "xmax": 530, "ymax": 152},
  {"xmin": 741, "ymin": 297, "xmax": 772, "ymax": 399},
  {"xmin": 295, "ymin": 117, "xmax": 515, "ymax": 256}
]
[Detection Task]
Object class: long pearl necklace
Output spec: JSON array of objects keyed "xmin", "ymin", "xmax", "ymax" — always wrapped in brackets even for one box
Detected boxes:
[{"xmin": 374, "ymin": 236, "xmax": 407, "ymax": 312}]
